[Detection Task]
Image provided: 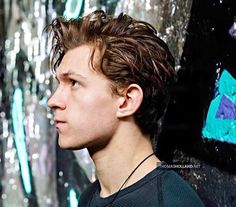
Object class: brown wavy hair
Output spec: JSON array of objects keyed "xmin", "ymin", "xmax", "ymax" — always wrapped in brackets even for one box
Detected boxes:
[{"xmin": 47, "ymin": 10, "xmax": 176, "ymax": 140}]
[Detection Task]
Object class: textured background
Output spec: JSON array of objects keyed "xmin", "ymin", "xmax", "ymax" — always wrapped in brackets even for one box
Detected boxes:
[{"xmin": 0, "ymin": 0, "xmax": 235, "ymax": 207}]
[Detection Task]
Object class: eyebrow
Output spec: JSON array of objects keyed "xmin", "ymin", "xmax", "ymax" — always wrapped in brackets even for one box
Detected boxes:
[{"xmin": 56, "ymin": 71, "xmax": 87, "ymax": 81}]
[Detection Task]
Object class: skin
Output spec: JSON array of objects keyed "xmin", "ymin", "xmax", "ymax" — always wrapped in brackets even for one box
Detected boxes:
[
  {"xmin": 48, "ymin": 45, "xmax": 121, "ymax": 150},
  {"xmin": 48, "ymin": 44, "xmax": 160, "ymax": 197}
]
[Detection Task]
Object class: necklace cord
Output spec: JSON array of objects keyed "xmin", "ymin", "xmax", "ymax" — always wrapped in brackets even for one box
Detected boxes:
[{"xmin": 108, "ymin": 151, "xmax": 156, "ymax": 207}]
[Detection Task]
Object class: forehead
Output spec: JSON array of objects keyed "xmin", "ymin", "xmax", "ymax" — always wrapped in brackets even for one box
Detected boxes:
[{"xmin": 56, "ymin": 45, "xmax": 94, "ymax": 75}]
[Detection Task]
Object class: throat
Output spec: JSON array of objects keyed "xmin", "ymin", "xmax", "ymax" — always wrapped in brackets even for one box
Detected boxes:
[{"xmin": 98, "ymin": 151, "xmax": 159, "ymax": 198}]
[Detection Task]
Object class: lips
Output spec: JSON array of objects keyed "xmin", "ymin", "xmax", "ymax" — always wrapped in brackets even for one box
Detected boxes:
[{"xmin": 54, "ymin": 119, "xmax": 66, "ymax": 128}]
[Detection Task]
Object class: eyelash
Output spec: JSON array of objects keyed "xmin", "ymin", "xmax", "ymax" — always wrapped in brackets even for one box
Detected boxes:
[{"xmin": 70, "ymin": 79, "xmax": 79, "ymax": 87}]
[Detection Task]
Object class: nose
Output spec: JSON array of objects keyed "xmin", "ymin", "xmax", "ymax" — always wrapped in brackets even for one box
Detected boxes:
[{"xmin": 48, "ymin": 88, "xmax": 66, "ymax": 110}]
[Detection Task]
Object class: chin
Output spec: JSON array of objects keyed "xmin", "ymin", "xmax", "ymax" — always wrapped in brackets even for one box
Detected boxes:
[
  {"xmin": 58, "ymin": 143, "xmax": 84, "ymax": 150},
  {"xmin": 57, "ymin": 138, "xmax": 85, "ymax": 150}
]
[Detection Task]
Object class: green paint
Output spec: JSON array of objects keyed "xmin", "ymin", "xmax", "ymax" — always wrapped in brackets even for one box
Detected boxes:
[
  {"xmin": 202, "ymin": 70, "xmax": 236, "ymax": 144},
  {"xmin": 64, "ymin": 0, "xmax": 84, "ymax": 19},
  {"xmin": 69, "ymin": 188, "xmax": 79, "ymax": 207},
  {"xmin": 12, "ymin": 88, "xmax": 32, "ymax": 193}
]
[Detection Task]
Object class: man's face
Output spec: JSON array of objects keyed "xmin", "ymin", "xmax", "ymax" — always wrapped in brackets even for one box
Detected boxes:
[{"xmin": 48, "ymin": 45, "xmax": 119, "ymax": 150}]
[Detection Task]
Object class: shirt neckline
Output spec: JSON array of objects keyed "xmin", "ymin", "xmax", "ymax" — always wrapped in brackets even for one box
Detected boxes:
[{"xmin": 93, "ymin": 161, "xmax": 165, "ymax": 207}]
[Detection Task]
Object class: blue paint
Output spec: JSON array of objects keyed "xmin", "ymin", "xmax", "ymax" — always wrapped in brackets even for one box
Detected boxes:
[
  {"xmin": 69, "ymin": 188, "xmax": 79, "ymax": 207},
  {"xmin": 12, "ymin": 88, "xmax": 32, "ymax": 194},
  {"xmin": 202, "ymin": 70, "xmax": 236, "ymax": 144},
  {"xmin": 64, "ymin": 0, "xmax": 84, "ymax": 19},
  {"xmin": 216, "ymin": 95, "xmax": 236, "ymax": 119}
]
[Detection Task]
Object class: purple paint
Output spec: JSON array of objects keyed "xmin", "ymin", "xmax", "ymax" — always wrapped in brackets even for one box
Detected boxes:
[{"xmin": 216, "ymin": 95, "xmax": 236, "ymax": 119}]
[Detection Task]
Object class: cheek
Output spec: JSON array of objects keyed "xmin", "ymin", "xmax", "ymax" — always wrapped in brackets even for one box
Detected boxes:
[
  {"xmin": 74, "ymin": 91, "xmax": 117, "ymax": 115},
  {"xmin": 69, "ymin": 94, "xmax": 118, "ymax": 132}
]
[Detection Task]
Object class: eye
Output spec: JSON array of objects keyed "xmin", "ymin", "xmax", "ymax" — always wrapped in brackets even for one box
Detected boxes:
[{"xmin": 70, "ymin": 79, "xmax": 80, "ymax": 88}]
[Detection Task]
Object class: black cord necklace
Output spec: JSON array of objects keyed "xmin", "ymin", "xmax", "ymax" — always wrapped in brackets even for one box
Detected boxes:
[{"xmin": 88, "ymin": 151, "xmax": 156, "ymax": 207}]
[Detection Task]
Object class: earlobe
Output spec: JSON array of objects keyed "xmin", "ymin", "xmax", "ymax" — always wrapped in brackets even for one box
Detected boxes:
[{"xmin": 116, "ymin": 84, "xmax": 143, "ymax": 118}]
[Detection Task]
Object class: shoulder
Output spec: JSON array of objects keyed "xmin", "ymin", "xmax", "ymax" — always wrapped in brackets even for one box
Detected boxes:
[
  {"xmin": 78, "ymin": 180, "xmax": 99, "ymax": 207},
  {"xmin": 158, "ymin": 168, "xmax": 205, "ymax": 207}
]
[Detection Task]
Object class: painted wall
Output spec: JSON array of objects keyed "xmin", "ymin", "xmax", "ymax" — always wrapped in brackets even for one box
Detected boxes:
[
  {"xmin": 0, "ymin": 0, "xmax": 235, "ymax": 207},
  {"xmin": 157, "ymin": 1, "xmax": 236, "ymax": 206}
]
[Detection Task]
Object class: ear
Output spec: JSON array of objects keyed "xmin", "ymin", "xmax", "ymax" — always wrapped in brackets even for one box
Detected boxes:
[{"xmin": 116, "ymin": 84, "xmax": 143, "ymax": 118}]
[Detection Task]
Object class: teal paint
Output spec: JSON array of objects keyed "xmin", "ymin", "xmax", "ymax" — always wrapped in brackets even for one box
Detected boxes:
[
  {"xmin": 69, "ymin": 189, "xmax": 79, "ymax": 207},
  {"xmin": 64, "ymin": 0, "xmax": 84, "ymax": 19},
  {"xmin": 202, "ymin": 70, "xmax": 236, "ymax": 144},
  {"xmin": 12, "ymin": 88, "xmax": 32, "ymax": 194}
]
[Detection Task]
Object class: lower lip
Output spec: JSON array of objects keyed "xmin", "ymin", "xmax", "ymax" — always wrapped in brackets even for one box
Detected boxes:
[{"xmin": 55, "ymin": 122, "xmax": 66, "ymax": 128}]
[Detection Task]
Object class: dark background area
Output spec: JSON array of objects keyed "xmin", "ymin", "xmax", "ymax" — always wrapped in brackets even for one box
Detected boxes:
[{"xmin": 157, "ymin": 0, "xmax": 236, "ymax": 206}]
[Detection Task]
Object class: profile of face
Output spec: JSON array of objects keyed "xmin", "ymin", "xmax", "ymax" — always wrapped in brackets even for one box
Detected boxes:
[{"xmin": 48, "ymin": 45, "xmax": 120, "ymax": 150}]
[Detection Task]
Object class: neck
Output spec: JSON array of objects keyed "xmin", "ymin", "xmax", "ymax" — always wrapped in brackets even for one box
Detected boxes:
[{"xmin": 88, "ymin": 122, "xmax": 160, "ymax": 197}]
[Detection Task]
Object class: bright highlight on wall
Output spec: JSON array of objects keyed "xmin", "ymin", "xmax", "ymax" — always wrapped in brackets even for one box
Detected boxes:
[
  {"xmin": 69, "ymin": 188, "xmax": 79, "ymax": 207},
  {"xmin": 12, "ymin": 88, "xmax": 32, "ymax": 194},
  {"xmin": 64, "ymin": 0, "xmax": 84, "ymax": 19}
]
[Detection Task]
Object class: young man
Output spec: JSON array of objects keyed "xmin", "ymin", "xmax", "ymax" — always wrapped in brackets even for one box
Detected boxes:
[{"xmin": 47, "ymin": 10, "xmax": 205, "ymax": 207}]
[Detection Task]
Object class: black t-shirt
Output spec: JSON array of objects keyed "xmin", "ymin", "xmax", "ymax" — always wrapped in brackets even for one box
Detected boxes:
[{"xmin": 78, "ymin": 164, "xmax": 205, "ymax": 207}]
